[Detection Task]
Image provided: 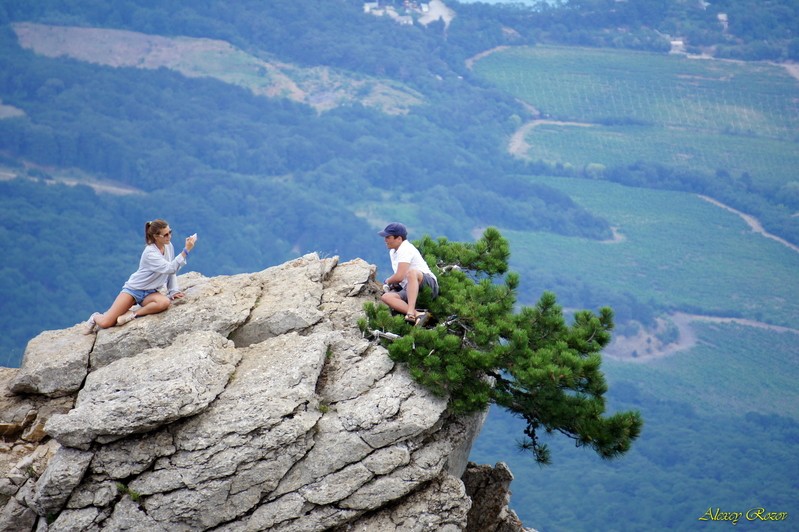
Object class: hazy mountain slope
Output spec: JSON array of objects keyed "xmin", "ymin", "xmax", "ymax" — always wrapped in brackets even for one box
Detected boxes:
[
  {"xmin": 0, "ymin": 2, "xmax": 610, "ymax": 364},
  {"xmin": 13, "ymin": 22, "xmax": 423, "ymax": 114},
  {"xmin": 1, "ymin": 1, "xmax": 798, "ymax": 528}
]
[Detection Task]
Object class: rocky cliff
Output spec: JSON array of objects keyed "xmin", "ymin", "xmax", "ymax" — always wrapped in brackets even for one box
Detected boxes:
[{"xmin": 1, "ymin": 253, "xmax": 530, "ymax": 531}]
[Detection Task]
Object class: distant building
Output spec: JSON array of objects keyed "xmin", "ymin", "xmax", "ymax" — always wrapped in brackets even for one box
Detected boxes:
[
  {"xmin": 364, "ymin": 1, "xmax": 433, "ymax": 25},
  {"xmin": 717, "ymin": 13, "xmax": 728, "ymax": 32},
  {"xmin": 669, "ymin": 39, "xmax": 686, "ymax": 54}
]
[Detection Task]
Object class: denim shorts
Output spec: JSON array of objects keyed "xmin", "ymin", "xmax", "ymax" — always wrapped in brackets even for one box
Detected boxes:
[{"xmin": 122, "ymin": 288, "xmax": 159, "ymax": 305}]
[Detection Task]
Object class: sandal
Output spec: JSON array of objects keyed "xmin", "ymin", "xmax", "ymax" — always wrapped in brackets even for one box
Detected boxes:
[{"xmin": 405, "ymin": 313, "xmax": 418, "ymax": 324}]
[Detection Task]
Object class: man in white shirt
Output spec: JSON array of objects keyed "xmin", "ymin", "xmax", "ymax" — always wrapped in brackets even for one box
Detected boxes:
[{"xmin": 378, "ymin": 222, "xmax": 439, "ymax": 326}]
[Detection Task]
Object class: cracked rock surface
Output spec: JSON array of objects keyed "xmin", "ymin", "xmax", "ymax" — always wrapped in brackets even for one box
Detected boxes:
[{"xmin": 1, "ymin": 253, "xmax": 529, "ymax": 531}]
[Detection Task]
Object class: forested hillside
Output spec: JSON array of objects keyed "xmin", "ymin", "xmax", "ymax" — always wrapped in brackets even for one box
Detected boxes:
[
  {"xmin": 1, "ymin": 1, "xmax": 797, "ymax": 530},
  {"xmin": 2, "ymin": 0, "xmax": 797, "ymax": 364},
  {"xmin": 0, "ymin": 0, "xmax": 605, "ymax": 363}
]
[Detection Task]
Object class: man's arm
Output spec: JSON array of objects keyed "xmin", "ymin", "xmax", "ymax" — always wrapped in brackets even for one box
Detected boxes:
[{"xmin": 385, "ymin": 262, "xmax": 410, "ymax": 285}]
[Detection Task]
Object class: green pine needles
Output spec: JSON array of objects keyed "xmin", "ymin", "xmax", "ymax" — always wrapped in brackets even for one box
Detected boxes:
[{"xmin": 360, "ymin": 227, "xmax": 642, "ymax": 464}]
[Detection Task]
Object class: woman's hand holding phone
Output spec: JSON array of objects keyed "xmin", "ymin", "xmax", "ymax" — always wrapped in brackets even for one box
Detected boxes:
[{"xmin": 185, "ymin": 233, "xmax": 198, "ymax": 251}]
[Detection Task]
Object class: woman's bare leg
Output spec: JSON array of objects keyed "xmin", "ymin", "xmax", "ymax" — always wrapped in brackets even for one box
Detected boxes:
[
  {"xmin": 136, "ymin": 292, "xmax": 171, "ymax": 317},
  {"xmin": 94, "ymin": 293, "xmax": 136, "ymax": 329}
]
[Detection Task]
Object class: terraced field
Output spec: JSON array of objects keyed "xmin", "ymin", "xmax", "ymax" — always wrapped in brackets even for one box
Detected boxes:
[{"xmin": 474, "ymin": 45, "xmax": 799, "ymax": 191}]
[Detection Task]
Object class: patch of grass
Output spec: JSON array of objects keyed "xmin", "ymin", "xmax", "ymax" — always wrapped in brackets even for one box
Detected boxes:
[
  {"xmin": 505, "ymin": 176, "xmax": 799, "ymax": 328},
  {"xmin": 115, "ymin": 482, "xmax": 142, "ymax": 503},
  {"xmin": 473, "ymin": 45, "xmax": 799, "ymax": 190},
  {"xmin": 522, "ymin": 124, "xmax": 799, "ymax": 191},
  {"xmin": 476, "ymin": 45, "xmax": 799, "ymax": 137},
  {"xmin": 605, "ymin": 321, "xmax": 799, "ymax": 419}
]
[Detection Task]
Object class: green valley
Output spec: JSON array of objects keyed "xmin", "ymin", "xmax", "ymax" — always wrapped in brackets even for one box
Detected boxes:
[{"xmin": 1, "ymin": 1, "xmax": 797, "ymax": 530}]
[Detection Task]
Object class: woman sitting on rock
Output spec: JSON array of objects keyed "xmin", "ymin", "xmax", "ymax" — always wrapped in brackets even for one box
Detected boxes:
[{"xmin": 81, "ymin": 219, "xmax": 197, "ymax": 334}]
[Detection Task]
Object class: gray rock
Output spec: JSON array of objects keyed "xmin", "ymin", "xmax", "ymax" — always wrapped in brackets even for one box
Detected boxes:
[
  {"xmin": 0, "ymin": 496, "xmax": 37, "ymax": 532},
  {"xmin": 463, "ymin": 462, "xmax": 536, "ymax": 532},
  {"xmin": 335, "ymin": 370, "xmax": 449, "ymax": 448},
  {"xmin": 90, "ymin": 271, "xmax": 259, "ymax": 369},
  {"xmin": 10, "ymin": 329, "xmax": 94, "ymax": 397},
  {"xmin": 230, "ymin": 254, "xmax": 337, "ymax": 347},
  {"xmin": 1, "ymin": 254, "xmax": 530, "ymax": 531},
  {"xmin": 229, "ymin": 492, "xmax": 309, "ymax": 531},
  {"xmin": 90, "ymin": 430, "xmax": 176, "ymax": 479},
  {"xmin": 28, "ymin": 446, "xmax": 93, "ymax": 516},
  {"xmin": 129, "ymin": 332, "xmax": 327, "ymax": 529},
  {"xmin": 45, "ymin": 331, "xmax": 240, "ymax": 449},
  {"xmin": 47, "ymin": 506, "xmax": 107, "ymax": 532},
  {"xmin": 97, "ymin": 496, "xmax": 167, "ymax": 531},
  {"xmin": 346, "ymin": 472, "xmax": 471, "ymax": 531},
  {"xmin": 0, "ymin": 368, "xmax": 74, "ymax": 446},
  {"xmin": 66, "ymin": 478, "xmax": 118, "ymax": 509},
  {"xmin": 320, "ymin": 333, "xmax": 395, "ymax": 403}
]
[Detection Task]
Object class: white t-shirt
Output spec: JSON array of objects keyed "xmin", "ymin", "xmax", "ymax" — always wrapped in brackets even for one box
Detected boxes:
[{"xmin": 390, "ymin": 240, "xmax": 435, "ymax": 288}]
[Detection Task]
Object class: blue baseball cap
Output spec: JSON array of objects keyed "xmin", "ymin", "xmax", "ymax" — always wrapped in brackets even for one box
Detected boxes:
[{"xmin": 378, "ymin": 222, "xmax": 407, "ymax": 238}]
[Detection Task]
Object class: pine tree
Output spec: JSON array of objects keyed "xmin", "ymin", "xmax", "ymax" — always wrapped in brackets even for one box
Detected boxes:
[{"xmin": 361, "ymin": 227, "xmax": 642, "ymax": 464}]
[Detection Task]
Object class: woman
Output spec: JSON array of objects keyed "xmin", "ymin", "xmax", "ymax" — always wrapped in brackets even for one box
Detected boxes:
[{"xmin": 82, "ymin": 219, "xmax": 197, "ymax": 334}]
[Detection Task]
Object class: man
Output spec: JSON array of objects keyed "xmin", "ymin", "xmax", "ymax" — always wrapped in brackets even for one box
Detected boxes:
[{"xmin": 378, "ymin": 222, "xmax": 439, "ymax": 326}]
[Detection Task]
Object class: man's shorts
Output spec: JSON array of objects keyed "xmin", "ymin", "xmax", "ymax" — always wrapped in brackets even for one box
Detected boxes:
[{"xmin": 398, "ymin": 273, "xmax": 439, "ymax": 302}]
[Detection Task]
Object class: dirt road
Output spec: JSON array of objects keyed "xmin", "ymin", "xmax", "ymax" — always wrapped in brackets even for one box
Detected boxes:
[
  {"xmin": 699, "ymin": 195, "xmax": 799, "ymax": 254},
  {"xmin": 606, "ymin": 311, "xmax": 799, "ymax": 362},
  {"xmin": 508, "ymin": 119, "xmax": 594, "ymax": 158}
]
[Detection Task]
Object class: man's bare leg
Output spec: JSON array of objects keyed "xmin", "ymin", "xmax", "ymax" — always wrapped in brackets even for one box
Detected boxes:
[
  {"xmin": 381, "ymin": 292, "xmax": 410, "ymax": 314},
  {"xmin": 404, "ymin": 269, "xmax": 424, "ymax": 319}
]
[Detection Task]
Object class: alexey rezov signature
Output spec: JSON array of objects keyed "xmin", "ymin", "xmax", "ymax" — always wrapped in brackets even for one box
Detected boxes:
[{"xmin": 698, "ymin": 507, "xmax": 789, "ymax": 525}]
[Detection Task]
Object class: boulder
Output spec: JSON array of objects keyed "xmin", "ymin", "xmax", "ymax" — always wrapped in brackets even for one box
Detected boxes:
[{"xmin": 0, "ymin": 253, "xmax": 530, "ymax": 531}]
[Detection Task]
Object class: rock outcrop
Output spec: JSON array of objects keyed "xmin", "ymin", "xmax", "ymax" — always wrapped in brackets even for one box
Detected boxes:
[{"xmin": 1, "ymin": 253, "xmax": 531, "ymax": 531}]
